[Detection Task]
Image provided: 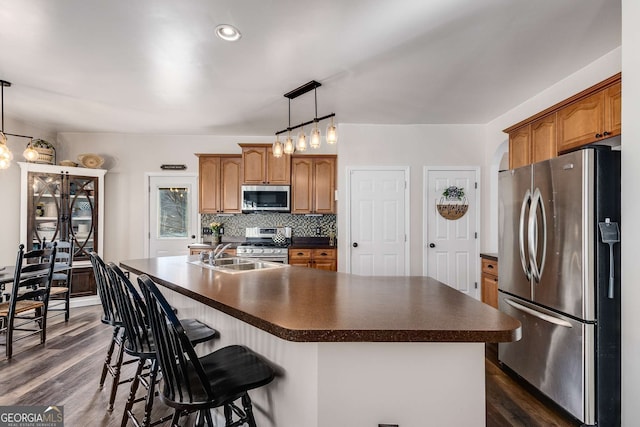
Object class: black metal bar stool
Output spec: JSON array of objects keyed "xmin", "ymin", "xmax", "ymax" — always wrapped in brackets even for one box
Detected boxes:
[
  {"xmin": 139, "ymin": 274, "xmax": 275, "ymax": 427},
  {"xmin": 107, "ymin": 263, "xmax": 218, "ymax": 427}
]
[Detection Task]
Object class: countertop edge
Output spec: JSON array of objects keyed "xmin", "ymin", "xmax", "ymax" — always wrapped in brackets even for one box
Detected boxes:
[{"xmin": 120, "ymin": 259, "xmax": 520, "ymax": 344}]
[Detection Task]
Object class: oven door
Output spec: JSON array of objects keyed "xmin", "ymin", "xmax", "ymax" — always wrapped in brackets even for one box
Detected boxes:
[{"xmin": 241, "ymin": 185, "xmax": 290, "ymax": 212}]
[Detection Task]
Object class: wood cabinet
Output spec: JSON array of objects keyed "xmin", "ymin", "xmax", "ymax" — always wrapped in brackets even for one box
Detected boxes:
[
  {"xmin": 189, "ymin": 247, "xmax": 236, "ymax": 257},
  {"xmin": 505, "ymin": 73, "xmax": 621, "ymax": 168},
  {"xmin": 556, "ymin": 81, "xmax": 621, "ymax": 153},
  {"xmin": 509, "ymin": 126, "xmax": 531, "ymax": 169},
  {"xmin": 289, "ymin": 248, "xmax": 337, "ymax": 271},
  {"xmin": 530, "ymin": 115, "xmax": 556, "ymax": 164},
  {"xmin": 481, "ymin": 257, "xmax": 498, "ymax": 309},
  {"xmin": 70, "ymin": 266, "xmax": 98, "ymax": 298},
  {"xmin": 239, "ymin": 144, "xmax": 291, "ymax": 185},
  {"xmin": 291, "ymin": 155, "xmax": 336, "ymax": 214},
  {"xmin": 198, "ymin": 155, "xmax": 242, "ymax": 214}
]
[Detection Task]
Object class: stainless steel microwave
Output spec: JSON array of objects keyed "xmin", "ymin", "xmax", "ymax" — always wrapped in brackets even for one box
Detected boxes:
[{"xmin": 241, "ymin": 185, "xmax": 290, "ymax": 212}]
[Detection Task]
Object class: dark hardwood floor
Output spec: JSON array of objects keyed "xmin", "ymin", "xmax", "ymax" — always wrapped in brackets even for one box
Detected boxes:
[{"xmin": 0, "ymin": 306, "xmax": 581, "ymax": 426}]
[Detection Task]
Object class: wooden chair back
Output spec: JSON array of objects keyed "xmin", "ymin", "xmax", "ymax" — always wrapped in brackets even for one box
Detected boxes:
[
  {"xmin": 106, "ymin": 263, "xmax": 153, "ymax": 356},
  {"xmin": 138, "ymin": 274, "xmax": 212, "ymax": 403}
]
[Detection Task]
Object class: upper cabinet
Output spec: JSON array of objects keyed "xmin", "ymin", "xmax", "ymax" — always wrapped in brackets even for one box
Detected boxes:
[
  {"xmin": 505, "ymin": 73, "xmax": 621, "ymax": 169},
  {"xmin": 557, "ymin": 81, "xmax": 621, "ymax": 153},
  {"xmin": 198, "ymin": 155, "xmax": 242, "ymax": 214},
  {"xmin": 291, "ymin": 155, "xmax": 336, "ymax": 214},
  {"xmin": 239, "ymin": 144, "xmax": 291, "ymax": 185}
]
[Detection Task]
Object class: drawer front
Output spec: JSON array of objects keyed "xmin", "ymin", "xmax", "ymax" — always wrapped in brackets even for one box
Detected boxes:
[
  {"xmin": 482, "ymin": 258, "xmax": 498, "ymax": 276},
  {"xmin": 289, "ymin": 249, "xmax": 312, "ymax": 260},
  {"xmin": 311, "ymin": 248, "xmax": 336, "ymax": 260}
]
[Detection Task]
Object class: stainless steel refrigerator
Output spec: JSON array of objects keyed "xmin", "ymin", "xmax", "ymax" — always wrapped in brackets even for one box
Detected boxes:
[{"xmin": 498, "ymin": 147, "xmax": 620, "ymax": 426}]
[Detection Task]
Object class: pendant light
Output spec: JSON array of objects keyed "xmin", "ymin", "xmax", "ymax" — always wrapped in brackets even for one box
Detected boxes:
[
  {"xmin": 23, "ymin": 139, "xmax": 39, "ymax": 161},
  {"xmin": 326, "ymin": 116, "xmax": 337, "ymax": 145},
  {"xmin": 272, "ymin": 135, "xmax": 284, "ymax": 158},
  {"xmin": 0, "ymin": 79, "xmax": 38, "ymax": 170},
  {"xmin": 296, "ymin": 127, "xmax": 307, "ymax": 152},
  {"xmin": 310, "ymin": 121, "xmax": 321, "ymax": 149},
  {"xmin": 0, "ymin": 81, "xmax": 14, "ymax": 169},
  {"xmin": 274, "ymin": 80, "xmax": 336, "ymax": 152},
  {"xmin": 283, "ymin": 132, "xmax": 295, "ymax": 155}
]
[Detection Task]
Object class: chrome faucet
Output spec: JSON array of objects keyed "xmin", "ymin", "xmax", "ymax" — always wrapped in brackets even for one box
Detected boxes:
[{"xmin": 213, "ymin": 243, "xmax": 233, "ymax": 259}]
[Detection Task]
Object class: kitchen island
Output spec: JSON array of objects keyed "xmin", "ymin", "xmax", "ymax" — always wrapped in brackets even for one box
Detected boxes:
[{"xmin": 121, "ymin": 256, "xmax": 520, "ymax": 427}]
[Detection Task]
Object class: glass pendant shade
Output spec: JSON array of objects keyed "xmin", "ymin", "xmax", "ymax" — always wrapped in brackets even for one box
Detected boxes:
[
  {"xmin": 0, "ymin": 133, "xmax": 13, "ymax": 169},
  {"xmin": 272, "ymin": 137, "xmax": 284, "ymax": 158},
  {"xmin": 326, "ymin": 118, "xmax": 338, "ymax": 145},
  {"xmin": 310, "ymin": 125, "xmax": 321, "ymax": 149},
  {"xmin": 23, "ymin": 140, "xmax": 39, "ymax": 162},
  {"xmin": 296, "ymin": 130, "xmax": 307, "ymax": 152},
  {"xmin": 283, "ymin": 134, "xmax": 295, "ymax": 155}
]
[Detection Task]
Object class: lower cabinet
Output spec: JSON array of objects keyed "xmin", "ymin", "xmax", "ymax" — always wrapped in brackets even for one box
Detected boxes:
[
  {"xmin": 189, "ymin": 248, "xmax": 236, "ymax": 257},
  {"xmin": 289, "ymin": 248, "xmax": 337, "ymax": 271},
  {"xmin": 481, "ymin": 257, "xmax": 498, "ymax": 309},
  {"xmin": 71, "ymin": 266, "xmax": 97, "ymax": 297}
]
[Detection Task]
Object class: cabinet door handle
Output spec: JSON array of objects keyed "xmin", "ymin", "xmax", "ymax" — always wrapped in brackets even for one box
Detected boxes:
[
  {"xmin": 297, "ymin": 252, "xmax": 304, "ymax": 256},
  {"xmin": 595, "ymin": 133, "xmax": 603, "ymax": 138},
  {"xmin": 603, "ymin": 131, "xmax": 611, "ymax": 136},
  {"xmin": 487, "ymin": 264, "xmax": 494, "ymax": 269},
  {"xmin": 320, "ymin": 252, "xmax": 327, "ymax": 256}
]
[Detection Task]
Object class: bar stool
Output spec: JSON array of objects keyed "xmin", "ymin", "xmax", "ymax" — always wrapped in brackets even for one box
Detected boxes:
[
  {"xmin": 106, "ymin": 263, "xmax": 218, "ymax": 427},
  {"xmin": 90, "ymin": 251, "xmax": 135, "ymax": 411},
  {"xmin": 139, "ymin": 274, "xmax": 275, "ymax": 427}
]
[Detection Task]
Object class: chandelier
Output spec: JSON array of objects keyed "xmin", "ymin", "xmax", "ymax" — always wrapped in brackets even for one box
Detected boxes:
[{"xmin": 273, "ymin": 80, "xmax": 337, "ymax": 158}]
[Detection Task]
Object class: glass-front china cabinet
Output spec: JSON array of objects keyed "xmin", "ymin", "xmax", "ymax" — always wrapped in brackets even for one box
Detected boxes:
[{"xmin": 19, "ymin": 162, "xmax": 106, "ymax": 299}]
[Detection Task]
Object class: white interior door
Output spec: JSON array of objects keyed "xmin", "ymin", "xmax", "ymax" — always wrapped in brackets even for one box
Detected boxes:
[
  {"xmin": 148, "ymin": 175, "xmax": 199, "ymax": 257},
  {"xmin": 348, "ymin": 168, "xmax": 408, "ymax": 276},
  {"xmin": 424, "ymin": 168, "xmax": 479, "ymax": 298}
]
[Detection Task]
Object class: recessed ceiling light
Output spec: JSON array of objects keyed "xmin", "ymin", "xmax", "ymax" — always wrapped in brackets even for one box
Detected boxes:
[{"xmin": 215, "ymin": 24, "xmax": 241, "ymax": 42}]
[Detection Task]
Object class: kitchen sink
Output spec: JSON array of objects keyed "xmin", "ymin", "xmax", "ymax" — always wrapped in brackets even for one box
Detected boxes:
[{"xmin": 188, "ymin": 258, "xmax": 287, "ymax": 274}]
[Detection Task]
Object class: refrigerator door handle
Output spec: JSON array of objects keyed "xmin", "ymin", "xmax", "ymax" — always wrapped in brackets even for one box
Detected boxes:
[
  {"xmin": 503, "ymin": 297, "xmax": 573, "ymax": 328},
  {"xmin": 528, "ymin": 187, "xmax": 547, "ymax": 282},
  {"xmin": 519, "ymin": 189, "xmax": 532, "ymax": 280}
]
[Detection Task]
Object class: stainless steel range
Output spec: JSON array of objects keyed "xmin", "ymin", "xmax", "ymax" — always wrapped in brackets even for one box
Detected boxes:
[{"xmin": 236, "ymin": 227, "xmax": 291, "ymax": 263}]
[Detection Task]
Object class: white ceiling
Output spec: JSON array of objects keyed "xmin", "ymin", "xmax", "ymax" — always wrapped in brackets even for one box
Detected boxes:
[{"xmin": 0, "ymin": 0, "xmax": 621, "ymax": 136}]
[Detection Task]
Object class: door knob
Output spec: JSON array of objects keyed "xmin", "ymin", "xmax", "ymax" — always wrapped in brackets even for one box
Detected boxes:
[
  {"xmin": 429, "ymin": 243, "xmax": 436, "ymax": 248},
  {"xmin": 352, "ymin": 242, "xmax": 358, "ymax": 248},
  {"xmin": 191, "ymin": 235, "xmax": 196, "ymax": 239}
]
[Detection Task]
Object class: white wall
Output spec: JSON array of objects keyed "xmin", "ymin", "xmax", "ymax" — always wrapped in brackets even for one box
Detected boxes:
[
  {"xmin": 336, "ymin": 124, "xmax": 485, "ymax": 275},
  {"xmin": 482, "ymin": 47, "xmax": 621, "ymax": 252},
  {"xmin": 54, "ymin": 134, "xmax": 337, "ymax": 263},
  {"xmin": 621, "ymin": 0, "xmax": 638, "ymax": 423},
  {"xmin": 0, "ymin": 118, "xmax": 56, "ymax": 265}
]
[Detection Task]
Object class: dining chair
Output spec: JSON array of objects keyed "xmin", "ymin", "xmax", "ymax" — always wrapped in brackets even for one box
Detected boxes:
[
  {"xmin": 0, "ymin": 242, "xmax": 57, "ymax": 359},
  {"xmin": 139, "ymin": 274, "xmax": 275, "ymax": 427},
  {"xmin": 45, "ymin": 240, "xmax": 73, "ymax": 321},
  {"xmin": 106, "ymin": 263, "xmax": 218, "ymax": 427}
]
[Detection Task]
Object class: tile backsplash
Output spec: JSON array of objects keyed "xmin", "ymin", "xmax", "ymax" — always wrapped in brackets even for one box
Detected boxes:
[{"xmin": 201, "ymin": 213, "xmax": 337, "ymax": 239}]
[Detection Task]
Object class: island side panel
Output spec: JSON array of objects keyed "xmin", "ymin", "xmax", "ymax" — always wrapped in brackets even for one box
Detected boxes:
[
  {"xmin": 158, "ymin": 280, "xmax": 486, "ymax": 427},
  {"xmin": 160, "ymin": 285, "xmax": 320, "ymax": 427},
  {"xmin": 317, "ymin": 342, "xmax": 486, "ymax": 427}
]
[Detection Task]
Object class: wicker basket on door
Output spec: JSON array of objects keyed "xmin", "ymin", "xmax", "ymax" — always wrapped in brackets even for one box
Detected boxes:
[{"xmin": 436, "ymin": 199, "xmax": 469, "ymax": 220}]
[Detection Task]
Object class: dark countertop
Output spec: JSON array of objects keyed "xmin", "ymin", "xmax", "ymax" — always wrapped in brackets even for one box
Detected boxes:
[
  {"xmin": 120, "ymin": 256, "xmax": 520, "ymax": 344},
  {"xmin": 480, "ymin": 252, "xmax": 498, "ymax": 261}
]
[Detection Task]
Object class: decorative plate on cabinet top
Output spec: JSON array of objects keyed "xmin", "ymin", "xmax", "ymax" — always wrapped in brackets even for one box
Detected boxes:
[
  {"xmin": 59, "ymin": 160, "xmax": 78, "ymax": 167},
  {"xmin": 77, "ymin": 153, "xmax": 104, "ymax": 169}
]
